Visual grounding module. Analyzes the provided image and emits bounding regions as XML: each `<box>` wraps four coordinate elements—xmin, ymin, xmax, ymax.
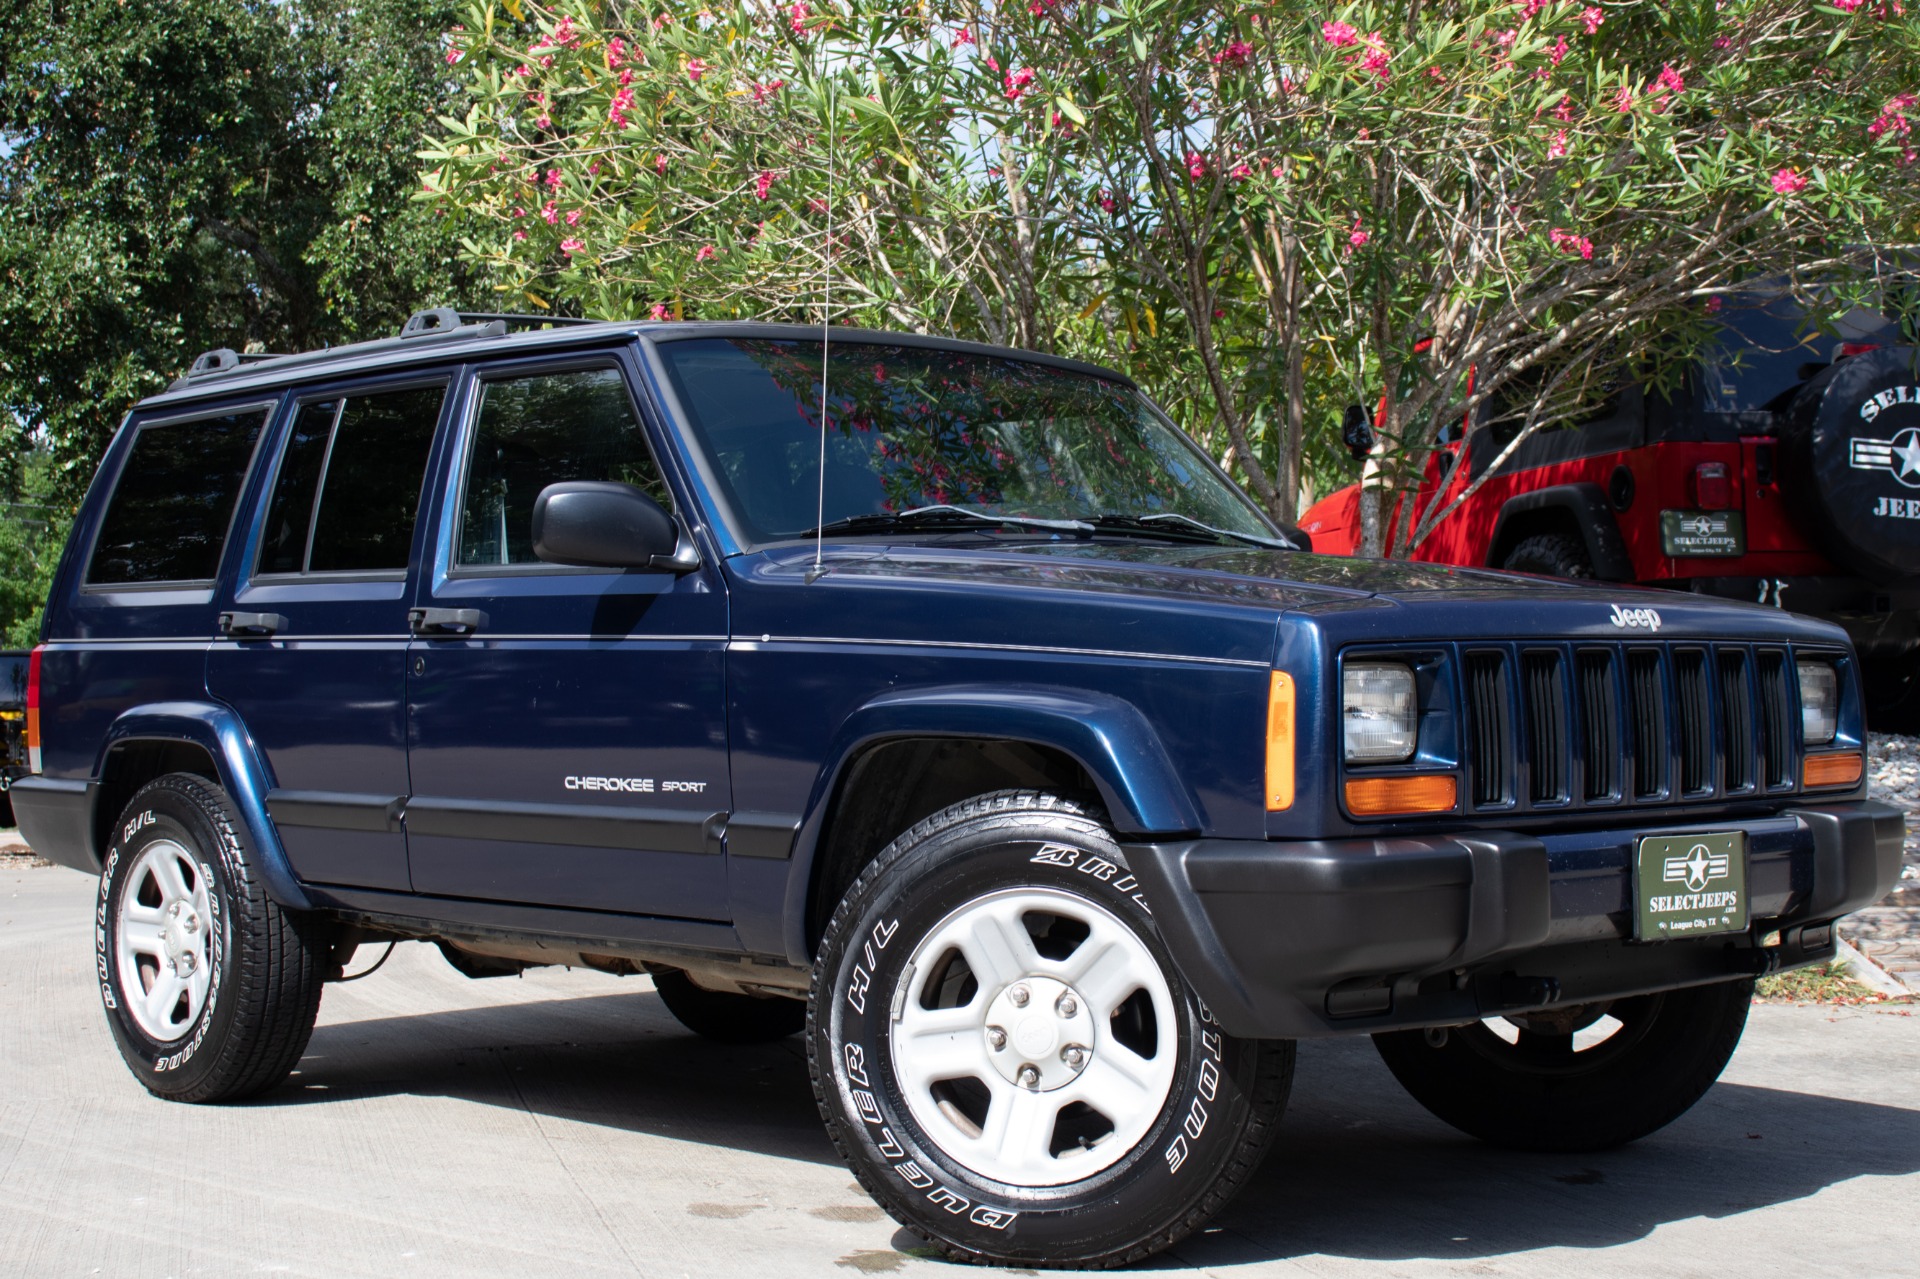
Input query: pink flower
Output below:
<box><xmin>650</xmin><ymin>303</ymin><xmax>671</xmax><ymax>321</ymax></box>
<box><xmin>541</xmin><ymin>200</ymin><xmax>559</xmax><ymax>225</ymax></box>
<box><xmin>655</xmin><ymin>153</ymin><xmax>669</xmax><ymax>175</ymax></box>
<box><xmin>1771</xmin><ymin>167</ymin><xmax>1808</xmax><ymax>194</ymax></box>
<box><xmin>1553</xmin><ymin>96</ymin><xmax>1575</xmax><ymax>121</ymax></box>
<box><xmin>1613</xmin><ymin>84</ymin><xmax>1635</xmax><ymax>113</ymax></box>
<box><xmin>1186</xmin><ymin>151</ymin><xmax>1209</xmax><ymax>179</ymax></box>
<box><xmin>1493</xmin><ymin>28</ymin><xmax>1519</xmax><ymax>51</ymax></box>
<box><xmin>534</xmin><ymin>115</ymin><xmax>551</xmax><ymax>129</ymax></box>
<box><xmin>1703</xmin><ymin>296</ymin><xmax>1724</xmax><ymax>314</ymax></box>
<box><xmin>1548</xmin><ymin>129</ymin><xmax>1569</xmax><ymax>159</ymax></box>
<box><xmin>589</xmin><ymin>162</ymin><xmax>601</xmax><ymax>175</ymax></box>
<box><xmin>565</xmin><ymin>208</ymin><xmax>583</xmax><ymax>226</ymax></box>
<box><xmin>619</xmin><ymin>69</ymin><xmax>635</xmax><ymax>86</ymax></box>
<box><xmin>1581</xmin><ymin>6</ymin><xmax>1604</xmax><ymax>34</ymax></box>
<box><xmin>513</xmin><ymin>64</ymin><xmax>533</xmax><ymax>78</ymax></box>
<box><xmin>1549</xmin><ymin>227</ymin><xmax>1594</xmax><ymax>259</ymax></box>
<box><xmin>1517</xmin><ymin>0</ymin><xmax>1547</xmax><ymax>18</ymax></box>
<box><xmin>696</xmin><ymin>244</ymin><xmax>717</xmax><ymax>261</ymax></box>
<box><xmin>1713</xmin><ymin>36</ymin><xmax>1732</xmax><ymax>50</ymax></box>
<box><xmin>1347</xmin><ymin>217</ymin><xmax>1369</xmax><ymax>251</ymax></box>
<box><xmin>545</xmin><ymin>169</ymin><xmax>563</xmax><ymax>191</ymax></box>
<box><xmin>552</xmin><ymin>16</ymin><xmax>578</xmax><ymax>46</ymax></box>
<box><xmin>560</xmin><ymin>237</ymin><xmax>585</xmax><ymax>256</ymax></box>
<box><xmin>1655</xmin><ymin>64</ymin><xmax>1686</xmax><ymax>96</ymax></box>
<box><xmin>445</xmin><ymin>47</ymin><xmax>463</xmax><ymax>65</ymax></box>
<box><xmin>1098</xmin><ymin>189</ymin><xmax>1117</xmax><ymax>213</ymax></box>
<box><xmin>1358</xmin><ymin>34</ymin><xmax>1391</xmax><ymax>81</ymax></box>
<box><xmin>1551</xmin><ymin>35</ymin><xmax>1569</xmax><ymax>66</ymax></box>
<box><xmin>1230</xmin><ymin>161</ymin><xmax>1253</xmax><ymax>181</ymax></box>
<box><xmin>512</xmin><ymin>229</ymin><xmax>527</xmax><ymax>242</ymax></box>
<box><xmin>789</xmin><ymin>2</ymin><xmax>810</xmax><ymax>34</ymax></box>
<box><xmin>952</xmin><ymin>28</ymin><xmax>974</xmax><ymax>49</ymax></box>
<box><xmin>1213</xmin><ymin>40</ymin><xmax>1253</xmax><ymax>69</ymax></box>
<box><xmin>606</xmin><ymin>38</ymin><xmax>627</xmax><ymax>68</ymax></box>
<box><xmin>754</xmin><ymin>169</ymin><xmax>778</xmax><ymax>200</ymax></box>
<box><xmin>1004</xmin><ymin>67</ymin><xmax>1035</xmax><ymax>101</ymax></box>
<box><xmin>687</xmin><ymin>59</ymin><xmax>708</xmax><ymax>83</ymax></box>
<box><xmin>1322</xmin><ymin>21</ymin><xmax>1359</xmax><ymax>47</ymax></box>
<box><xmin>1835</xmin><ymin>0</ymin><xmax>1863</xmax><ymax>9</ymax></box>
<box><xmin>752</xmin><ymin>79</ymin><xmax>787</xmax><ymax>104</ymax></box>
<box><xmin>511</xmin><ymin>206</ymin><xmax>526</xmax><ymax>218</ymax></box>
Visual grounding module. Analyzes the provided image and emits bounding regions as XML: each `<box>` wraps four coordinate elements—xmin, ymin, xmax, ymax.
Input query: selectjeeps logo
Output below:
<box><xmin>1850</xmin><ymin>424</ymin><xmax>1920</xmax><ymax>493</ymax></box>
<box><xmin>1663</xmin><ymin>842</ymin><xmax>1732</xmax><ymax>895</ymax></box>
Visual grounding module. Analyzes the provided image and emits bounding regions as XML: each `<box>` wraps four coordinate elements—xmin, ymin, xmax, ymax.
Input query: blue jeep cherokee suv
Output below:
<box><xmin>10</xmin><ymin>310</ymin><xmax>1905</xmax><ymax>1268</ymax></box>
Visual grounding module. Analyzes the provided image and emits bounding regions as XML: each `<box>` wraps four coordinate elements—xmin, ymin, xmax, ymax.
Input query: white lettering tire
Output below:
<box><xmin>809</xmin><ymin>791</ymin><xmax>1292</xmax><ymax>1269</ymax></box>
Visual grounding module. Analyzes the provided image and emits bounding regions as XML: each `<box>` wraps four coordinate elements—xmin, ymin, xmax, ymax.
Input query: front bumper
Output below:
<box><xmin>1123</xmin><ymin>801</ymin><xmax>1905</xmax><ymax>1040</ymax></box>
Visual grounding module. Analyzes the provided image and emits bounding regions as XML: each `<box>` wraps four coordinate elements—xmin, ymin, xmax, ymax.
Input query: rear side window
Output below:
<box><xmin>88</xmin><ymin>407</ymin><xmax>269</xmax><ymax>585</ymax></box>
<box><xmin>456</xmin><ymin>367</ymin><xmax>669</xmax><ymax>568</ymax></box>
<box><xmin>256</xmin><ymin>384</ymin><xmax>445</xmax><ymax>575</ymax></box>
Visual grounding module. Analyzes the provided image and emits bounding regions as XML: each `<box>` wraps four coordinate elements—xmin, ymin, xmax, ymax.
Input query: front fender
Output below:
<box><xmin>95</xmin><ymin>702</ymin><xmax>311</xmax><ymax>912</ymax></box>
<box><xmin>778</xmin><ymin>683</ymin><xmax>1202</xmax><ymax>963</ymax></box>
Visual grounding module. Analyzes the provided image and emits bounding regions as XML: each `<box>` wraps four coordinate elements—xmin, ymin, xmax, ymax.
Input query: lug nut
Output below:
<box><xmin>182</xmin><ymin>913</ymin><xmax>198</xmax><ymax>934</ymax></box>
<box><xmin>1009</xmin><ymin>984</ymin><xmax>1030</xmax><ymax>1008</ymax></box>
<box><xmin>177</xmin><ymin>952</ymin><xmax>197</xmax><ymax>975</ymax></box>
<box><xmin>1057</xmin><ymin>995</ymin><xmax>1078</xmax><ymax>1018</ymax></box>
<box><xmin>987</xmin><ymin>1026</ymin><xmax>1007</xmax><ymax>1051</ymax></box>
<box><xmin>1061</xmin><ymin>1045</ymin><xmax>1086</xmax><ymax>1069</ymax></box>
<box><xmin>1017</xmin><ymin>1064</ymin><xmax>1040</xmax><ymax>1088</ymax></box>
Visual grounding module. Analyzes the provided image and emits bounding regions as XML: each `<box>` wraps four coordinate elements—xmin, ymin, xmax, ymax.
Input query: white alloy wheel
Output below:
<box><xmin>888</xmin><ymin>886</ymin><xmax>1178</xmax><ymax>1186</ymax></box>
<box><xmin>114</xmin><ymin>839</ymin><xmax>214</xmax><ymax>1042</ymax></box>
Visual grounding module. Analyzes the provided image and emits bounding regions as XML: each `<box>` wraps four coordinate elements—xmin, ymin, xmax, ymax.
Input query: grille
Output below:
<box><xmin>1453</xmin><ymin>641</ymin><xmax>1805</xmax><ymax>814</ymax></box>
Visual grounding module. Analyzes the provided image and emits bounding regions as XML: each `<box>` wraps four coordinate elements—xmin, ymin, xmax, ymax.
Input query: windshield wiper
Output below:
<box><xmin>802</xmin><ymin>504</ymin><xmax>1095</xmax><ymax>539</ymax></box>
<box><xmin>1091</xmin><ymin>512</ymin><xmax>1297</xmax><ymax>551</ymax></box>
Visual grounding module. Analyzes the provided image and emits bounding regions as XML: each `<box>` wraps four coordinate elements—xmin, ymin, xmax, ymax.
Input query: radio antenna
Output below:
<box><xmin>810</xmin><ymin>75</ymin><xmax>835</xmax><ymax>581</ymax></box>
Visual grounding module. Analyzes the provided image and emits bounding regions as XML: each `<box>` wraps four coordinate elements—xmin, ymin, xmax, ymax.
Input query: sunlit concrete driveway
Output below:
<box><xmin>2</xmin><ymin>860</ymin><xmax>1916</xmax><ymax>1278</ymax></box>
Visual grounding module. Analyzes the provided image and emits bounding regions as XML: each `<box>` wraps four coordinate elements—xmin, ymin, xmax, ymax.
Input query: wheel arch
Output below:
<box><xmin>782</xmin><ymin>685</ymin><xmax>1204</xmax><ymax>962</ymax></box>
<box><xmin>90</xmin><ymin>703</ymin><xmax>312</xmax><ymax>911</ymax></box>
<box><xmin>1488</xmin><ymin>483</ymin><xmax>1634</xmax><ymax>580</ymax></box>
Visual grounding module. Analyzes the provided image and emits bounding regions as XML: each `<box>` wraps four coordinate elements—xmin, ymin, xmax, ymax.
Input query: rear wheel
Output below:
<box><xmin>1372</xmin><ymin>978</ymin><xmax>1753</xmax><ymax>1152</ymax></box>
<box><xmin>1499</xmin><ymin>532</ymin><xmax>1594</xmax><ymax>579</ymax></box>
<box><xmin>652</xmin><ymin>969</ymin><xmax>806</xmax><ymax>1043</ymax></box>
<box><xmin>96</xmin><ymin>773</ymin><xmax>332</xmax><ymax>1102</ymax></box>
<box><xmin>810</xmin><ymin>790</ymin><xmax>1292</xmax><ymax>1269</ymax></box>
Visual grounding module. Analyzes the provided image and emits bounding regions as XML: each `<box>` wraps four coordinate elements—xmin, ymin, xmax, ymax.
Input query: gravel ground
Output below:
<box><xmin>1843</xmin><ymin>733</ymin><xmax>1920</xmax><ymax>990</ymax></box>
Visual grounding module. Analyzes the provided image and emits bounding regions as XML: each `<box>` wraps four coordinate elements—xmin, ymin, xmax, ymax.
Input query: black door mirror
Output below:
<box><xmin>531</xmin><ymin>481</ymin><xmax>689</xmax><ymax>570</ymax></box>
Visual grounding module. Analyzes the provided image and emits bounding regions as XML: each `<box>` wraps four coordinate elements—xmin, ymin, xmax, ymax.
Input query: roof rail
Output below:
<box><xmin>399</xmin><ymin>308</ymin><xmax>595</xmax><ymax>340</ymax></box>
<box><xmin>185</xmin><ymin>348</ymin><xmax>281</xmax><ymax>379</ymax></box>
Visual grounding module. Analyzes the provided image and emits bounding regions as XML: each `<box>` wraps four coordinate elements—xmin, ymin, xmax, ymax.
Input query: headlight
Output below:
<box><xmin>1344</xmin><ymin>662</ymin><xmax>1418</xmax><ymax>763</ymax></box>
<box><xmin>1797</xmin><ymin>660</ymin><xmax>1838</xmax><ymax>745</ymax></box>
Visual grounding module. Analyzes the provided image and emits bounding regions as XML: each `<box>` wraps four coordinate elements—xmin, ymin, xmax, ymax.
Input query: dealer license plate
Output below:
<box><xmin>1634</xmin><ymin>831</ymin><xmax>1749</xmax><ymax>940</ymax></box>
<box><xmin>1660</xmin><ymin>509</ymin><xmax>1745</xmax><ymax>557</ymax></box>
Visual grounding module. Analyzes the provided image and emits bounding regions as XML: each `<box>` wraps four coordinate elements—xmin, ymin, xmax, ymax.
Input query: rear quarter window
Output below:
<box><xmin>87</xmin><ymin>407</ymin><xmax>270</xmax><ymax>585</ymax></box>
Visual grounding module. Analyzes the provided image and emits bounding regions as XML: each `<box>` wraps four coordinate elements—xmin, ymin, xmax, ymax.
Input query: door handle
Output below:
<box><xmin>219</xmin><ymin>611</ymin><xmax>287</xmax><ymax>638</ymax></box>
<box><xmin>408</xmin><ymin>607</ymin><xmax>487</xmax><ymax>637</ymax></box>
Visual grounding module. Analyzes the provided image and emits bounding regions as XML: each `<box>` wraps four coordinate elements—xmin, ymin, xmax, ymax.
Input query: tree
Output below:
<box><xmin>0</xmin><ymin>0</ymin><xmax>485</xmax><ymax>509</ymax></box>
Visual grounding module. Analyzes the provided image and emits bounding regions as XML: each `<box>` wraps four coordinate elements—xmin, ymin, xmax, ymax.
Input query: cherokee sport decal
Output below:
<box><xmin>564</xmin><ymin>776</ymin><xmax>710</xmax><ymax>794</ymax></box>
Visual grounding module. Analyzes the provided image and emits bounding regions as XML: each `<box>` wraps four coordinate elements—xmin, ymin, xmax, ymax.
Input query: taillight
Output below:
<box><xmin>1692</xmin><ymin>462</ymin><xmax>1732</xmax><ymax>510</ymax></box>
<box><xmin>25</xmin><ymin>646</ymin><xmax>42</xmax><ymax>774</ymax></box>
<box><xmin>1838</xmin><ymin>341</ymin><xmax>1880</xmax><ymax>360</ymax></box>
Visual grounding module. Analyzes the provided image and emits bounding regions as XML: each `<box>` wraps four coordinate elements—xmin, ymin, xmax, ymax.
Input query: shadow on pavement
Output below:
<box><xmin>283</xmin><ymin>995</ymin><xmax>1920</xmax><ymax>1268</ymax></box>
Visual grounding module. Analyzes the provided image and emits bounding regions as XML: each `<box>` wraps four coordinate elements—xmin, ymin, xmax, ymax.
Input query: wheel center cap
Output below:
<box><xmin>982</xmin><ymin>975</ymin><xmax>1093</xmax><ymax>1092</ymax></box>
<box><xmin>161</xmin><ymin>900</ymin><xmax>201</xmax><ymax>967</ymax></box>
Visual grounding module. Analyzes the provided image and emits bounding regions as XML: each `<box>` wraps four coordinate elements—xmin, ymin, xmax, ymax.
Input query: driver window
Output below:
<box><xmin>456</xmin><ymin>367</ymin><xmax>670</xmax><ymax>568</ymax></box>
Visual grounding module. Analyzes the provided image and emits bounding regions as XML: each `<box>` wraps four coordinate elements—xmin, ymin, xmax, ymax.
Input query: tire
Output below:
<box><xmin>652</xmin><ymin>969</ymin><xmax>806</xmax><ymax>1043</ymax></box>
<box><xmin>1778</xmin><ymin>347</ymin><xmax>1920</xmax><ymax>585</ymax></box>
<box><xmin>809</xmin><ymin>790</ymin><xmax>1293</xmax><ymax>1269</ymax></box>
<box><xmin>1499</xmin><ymin>532</ymin><xmax>1594</xmax><ymax>579</ymax></box>
<box><xmin>1372</xmin><ymin>978</ymin><xmax>1754</xmax><ymax>1153</ymax></box>
<box><xmin>96</xmin><ymin>773</ymin><xmax>331</xmax><ymax>1102</ymax></box>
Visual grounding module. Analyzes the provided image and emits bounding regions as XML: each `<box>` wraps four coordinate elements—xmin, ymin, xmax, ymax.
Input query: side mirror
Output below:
<box><xmin>1340</xmin><ymin>403</ymin><xmax>1377</xmax><ymax>461</ymax></box>
<box><xmin>531</xmin><ymin>481</ymin><xmax>693</xmax><ymax>571</ymax></box>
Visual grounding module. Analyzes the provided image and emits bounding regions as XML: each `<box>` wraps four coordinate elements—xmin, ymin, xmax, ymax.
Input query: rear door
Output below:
<box><xmin>402</xmin><ymin>352</ymin><xmax>731</xmax><ymax>920</ymax></box>
<box><xmin>208</xmin><ymin>376</ymin><xmax>451</xmax><ymax>891</ymax></box>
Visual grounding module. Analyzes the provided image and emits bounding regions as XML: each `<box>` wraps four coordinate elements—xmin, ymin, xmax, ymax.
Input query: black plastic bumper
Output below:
<box><xmin>8</xmin><ymin>776</ymin><xmax>96</xmax><ymax>873</ymax></box>
<box><xmin>1123</xmin><ymin>801</ymin><xmax>1906</xmax><ymax>1040</ymax></box>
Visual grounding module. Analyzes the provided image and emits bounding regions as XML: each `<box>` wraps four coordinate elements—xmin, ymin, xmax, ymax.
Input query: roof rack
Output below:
<box><xmin>175</xmin><ymin>307</ymin><xmax>603</xmax><ymax>389</ymax></box>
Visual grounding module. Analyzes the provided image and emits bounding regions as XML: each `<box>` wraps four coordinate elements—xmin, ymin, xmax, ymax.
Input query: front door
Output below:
<box><xmin>404</xmin><ymin>355</ymin><xmax>731</xmax><ymax>920</ymax></box>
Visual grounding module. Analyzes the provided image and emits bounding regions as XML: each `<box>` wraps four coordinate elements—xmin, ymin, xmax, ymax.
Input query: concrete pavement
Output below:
<box><xmin>2</xmin><ymin>859</ymin><xmax>1917</xmax><ymax>1278</ymax></box>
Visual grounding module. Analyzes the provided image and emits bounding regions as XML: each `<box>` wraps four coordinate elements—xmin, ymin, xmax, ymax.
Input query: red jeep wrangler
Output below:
<box><xmin>1301</xmin><ymin>294</ymin><xmax>1920</xmax><ymax>731</ymax></box>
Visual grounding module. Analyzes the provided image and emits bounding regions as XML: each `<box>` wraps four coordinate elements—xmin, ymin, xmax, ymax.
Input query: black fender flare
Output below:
<box><xmin>1488</xmin><ymin>483</ymin><xmax>1634</xmax><ymax>580</ymax></box>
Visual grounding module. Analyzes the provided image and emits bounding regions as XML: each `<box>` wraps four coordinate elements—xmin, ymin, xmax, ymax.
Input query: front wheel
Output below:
<box><xmin>810</xmin><ymin>791</ymin><xmax>1292</xmax><ymax>1269</ymax></box>
<box><xmin>1372</xmin><ymin>978</ymin><xmax>1754</xmax><ymax>1152</ymax></box>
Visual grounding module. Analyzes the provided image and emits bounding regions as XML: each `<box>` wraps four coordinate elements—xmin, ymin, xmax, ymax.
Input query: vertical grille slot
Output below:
<box><xmin>1627</xmin><ymin>649</ymin><xmax>1668</xmax><ymax>799</ymax></box>
<box><xmin>1577</xmin><ymin>650</ymin><xmax>1620</xmax><ymax>801</ymax></box>
<box><xmin>1757</xmin><ymin>649</ymin><xmax>1795</xmax><ymax>788</ymax></box>
<box><xmin>1465</xmin><ymin>651</ymin><xmax>1513</xmax><ymax>807</ymax></box>
<box><xmin>1522</xmin><ymin>650</ymin><xmax>1568</xmax><ymax>803</ymax></box>
<box><xmin>1719</xmin><ymin>650</ymin><xmax>1754</xmax><ymax>792</ymax></box>
<box><xmin>1675</xmin><ymin>649</ymin><xmax>1714</xmax><ymax>795</ymax></box>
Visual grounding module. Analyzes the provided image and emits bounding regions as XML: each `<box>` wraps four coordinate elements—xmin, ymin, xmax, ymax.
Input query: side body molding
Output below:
<box><xmin>778</xmin><ymin>683</ymin><xmax>1202</xmax><ymax>964</ymax></box>
<box><xmin>95</xmin><ymin>702</ymin><xmax>312</xmax><ymax>912</ymax></box>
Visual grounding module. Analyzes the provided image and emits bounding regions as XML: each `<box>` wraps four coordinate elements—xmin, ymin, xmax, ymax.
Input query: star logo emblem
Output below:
<box><xmin>1852</xmin><ymin>425</ymin><xmax>1920</xmax><ymax>489</ymax></box>
<box><xmin>1664</xmin><ymin>843</ymin><xmax>1731</xmax><ymax>893</ymax></box>
<box><xmin>1896</xmin><ymin>427</ymin><xmax>1920</xmax><ymax>482</ymax></box>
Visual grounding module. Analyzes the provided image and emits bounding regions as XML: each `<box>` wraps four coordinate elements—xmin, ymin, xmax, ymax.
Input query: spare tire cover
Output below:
<box><xmin>1779</xmin><ymin>346</ymin><xmax>1920</xmax><ymax>583</ymax></box>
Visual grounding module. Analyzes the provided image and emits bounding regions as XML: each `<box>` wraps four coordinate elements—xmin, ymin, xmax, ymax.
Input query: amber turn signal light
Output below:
<box><xmin>1802</xmin><ymin>752</ymin><xmax>1863</xmax><ymax>788</ymax></box>
<box><xmin>1345</xmin><ymin>773</ymin><xmax>1457</xmax><ymax>816</ymax></box>
<box><xmin>1265</xmin><ymin>671</ymin><xmax>1296</xmax><ymax>811</ymax></box>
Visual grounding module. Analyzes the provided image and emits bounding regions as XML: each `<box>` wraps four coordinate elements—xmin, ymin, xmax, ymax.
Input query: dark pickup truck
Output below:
<box><xmin>8</xmin><ymin>310</ymin><xmax>1905</xmax><ymax>1268</ymax></box>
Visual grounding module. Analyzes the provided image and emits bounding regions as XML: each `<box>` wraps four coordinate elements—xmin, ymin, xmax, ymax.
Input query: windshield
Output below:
<box><xmin>655</xmin><ymin>337</ymin><xmax>1276</xmax><ymax>546</ymax></box>
<box><xmin>1697</xmin><ymin>291</ymin><xmax>1905</xmax><ymax>413</ymax></box>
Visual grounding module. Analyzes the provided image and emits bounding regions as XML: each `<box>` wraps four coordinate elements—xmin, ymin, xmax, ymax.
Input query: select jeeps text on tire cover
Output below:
<box><xmin>10</xmin><ymin>309</ymin><xmax>1905</xmax><ymax>1269</ymax></box>
<box><xmin>1299</xmin><ymin>290</ymin><xmax>1920</xmax><ymax>732</ymax></box>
